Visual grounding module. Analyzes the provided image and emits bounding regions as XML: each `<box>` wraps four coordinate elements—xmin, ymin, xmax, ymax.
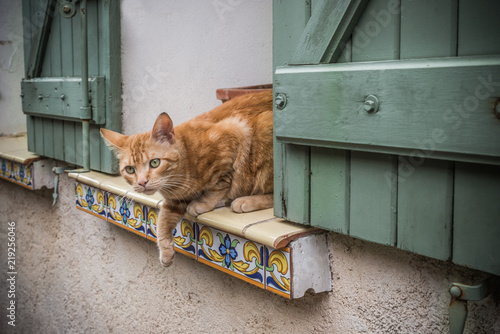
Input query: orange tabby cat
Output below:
<box><xmin>100</xmin><ymin>91</ymin><xmax>273</xmax><ymax>266</ymax></box>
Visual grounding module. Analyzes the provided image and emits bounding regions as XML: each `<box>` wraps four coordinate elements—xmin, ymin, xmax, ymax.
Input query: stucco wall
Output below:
<box><xmin>1</xmin><ymin>178</ymin><xmax>499</xmax><ymax>334</ymax></box>
<box><xmin>1</xmin><ymin>1</ymin><xmax>500</xmax><ymax>333</ymax></box>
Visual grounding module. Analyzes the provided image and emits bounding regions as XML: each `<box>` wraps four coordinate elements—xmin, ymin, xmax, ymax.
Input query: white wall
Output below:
<box><xmin>120</xmin><ymin>0</ymin><xmax>272</xmax><ymax>134</ymax></box>
<box><xmin>0</xmin><ymin>1</ymin><xmax>273</xmax><ymax>135</ymax></box>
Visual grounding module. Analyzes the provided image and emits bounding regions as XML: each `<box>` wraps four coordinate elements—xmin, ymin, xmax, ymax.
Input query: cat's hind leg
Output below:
<box><xmin>231</xmin><ymin>194</ymin><xmax>273</xmax><ymax>213</ymax></box>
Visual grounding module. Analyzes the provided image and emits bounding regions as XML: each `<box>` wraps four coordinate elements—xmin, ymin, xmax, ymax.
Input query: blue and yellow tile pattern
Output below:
<box><xmin>198</xmin><ymin>223</ymin><xmax>266</xmax><ymax>289</ymax></box>
<box><xmin>73</xmin><ymin>179</ymin><xmax>294</xmax><ymax>298</ymax></box>
<box><xmin>0</xmin><ymin>158</ymin><xmax>34</xmax><ymax>189</ymax></box>
<box><xmin>107</xmin><ymin>193</ymin><xmax>147</xmax><ymax>237</ymax></box>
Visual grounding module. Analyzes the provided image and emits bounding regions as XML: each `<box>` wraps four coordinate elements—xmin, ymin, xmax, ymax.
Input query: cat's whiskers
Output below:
<box><xmin>158</xmin><ymin>182</ymin><xmax>195</xmax><ymax>204</ymax></box>
<box><xmin>114</xmin><ymin>188</ymin><xmax>128</xmax><ymax>200</ymax></box>
<box><xmin>159</xmin><ymin>179</ymin><xmax>200</xmax><ymax>202</ymax></box>
<box><xmin>165</xmin><ymin>179</ymin><xmax>199</xmax><ymax>196</ymax></box>
<box><xmin>160</xmin><ymin>174</ymin><xmax>197</xmax><ymax>191</ymax></box>
<box><xmin>160</xmin><ymin>187</ymin><xmax>183</xmax><ymax>203</ymax></box>
<box><xmin>160</xmin><ymin>183</ymin><xmax>193</xmax><ymax>199</ymax></box>
<box><xmin>112</xmin><ymin>190</ymin><xmax>135</xmax><ymax>210</ymax></box>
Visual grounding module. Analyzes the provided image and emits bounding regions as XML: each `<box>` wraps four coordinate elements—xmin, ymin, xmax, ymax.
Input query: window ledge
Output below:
<box><xmin>0</xmin><ymin>134</ymin><xmax>55</xmax><ymax>190</ymax></box>
<box><xmin>68</xmin><ymin>170</ymin><xmax>332</xmax><ymax>299</ymax></box>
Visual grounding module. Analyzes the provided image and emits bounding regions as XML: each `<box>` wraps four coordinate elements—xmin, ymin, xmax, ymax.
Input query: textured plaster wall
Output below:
<box><xmin>1</xmin><ymin>1</ymin><xmax>500</xmax><ymax>333</ymax></box>
<box><xmin>1</xmin><ymin>178</ymin><xmax>499</xmax><ymax>334</ymax></box>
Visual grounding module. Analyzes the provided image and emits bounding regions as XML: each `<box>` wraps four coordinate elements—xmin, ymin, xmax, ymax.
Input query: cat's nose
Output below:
<box><xmin>138</xmin><ymin>179</ymin><xmax>148</xmax><ymax>188</ymax></box>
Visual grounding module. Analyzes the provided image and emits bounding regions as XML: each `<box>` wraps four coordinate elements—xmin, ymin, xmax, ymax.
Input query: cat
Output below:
<box><xmin>100</xmin><ymin>91</ymin><xmax>274</xmax><ymax>266</ymax></box>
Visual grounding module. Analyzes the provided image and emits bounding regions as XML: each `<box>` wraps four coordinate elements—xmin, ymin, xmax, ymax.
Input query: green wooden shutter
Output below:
<box><xmin>20</xmin><ymin>0</ymin><xmax>121</xmax><ymax>174</ymax></box>
<box><xmin>273</xmin><ymin>0</ymin><xmax>500</xmax><ymax>276</ymax></box>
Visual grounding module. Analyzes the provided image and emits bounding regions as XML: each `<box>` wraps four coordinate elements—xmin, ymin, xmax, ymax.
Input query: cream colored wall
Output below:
<box><xmin>1</xmin><ymin>1</ymin><xmax>500</xmax><ymax>333</ymax></box>
<box><xmin>1</xmin><ymin>177</ymin><xmax>499</xmax><ymax>333</ymax></box>
<box><xmin>120</xmin><ymin>0</ymin><xmax>273</xmax><ymax>134</ymax></box>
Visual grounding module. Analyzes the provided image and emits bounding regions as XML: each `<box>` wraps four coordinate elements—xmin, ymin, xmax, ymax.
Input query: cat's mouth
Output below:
<box><xmin>142</xmin><ymin>189</ymin><xmax>157</xmax><ymax>195</ymax></box>
<box><xmin>135</xmin><ymin>187</ymin><xmax>157</xmax><ymax>196</ymax></box>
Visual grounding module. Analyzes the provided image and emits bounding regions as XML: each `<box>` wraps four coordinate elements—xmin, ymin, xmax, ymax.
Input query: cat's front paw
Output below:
<box><xmin>186</xmin><ymin>200</ymin><xmax>213</xmax><ymax>217</ymax></box>
<box><xmin>231</xmin><ymin>196</ymin><xmax>260</xmax><ymax>213</ymax></box>
<box><xmin>158</xmin><ymin>241</ymin><xmax>175</xmax><ymax>267</ymax></box>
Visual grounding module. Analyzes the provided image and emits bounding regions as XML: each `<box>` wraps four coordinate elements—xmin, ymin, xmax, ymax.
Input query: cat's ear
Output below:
<box><xmin>100</xmin><ymin>128</ymin><xmax>128</xmax><ymax>156</ymax></box>
<box><xmin>151</xmin><ymin>112</ymin><xmax>175</xmax><ymax>144</ymax></box>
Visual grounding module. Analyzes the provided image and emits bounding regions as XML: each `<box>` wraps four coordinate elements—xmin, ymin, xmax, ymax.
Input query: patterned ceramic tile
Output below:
<box><xmin>70</xmin><ymin>180</ymin><xmax>308</xmax><ymax>299</ymax></box>
<box><xmin>75</xmin><ymin>182</ymin><xmax>107</xmax><ymax>220</ymax></box>
<box><xmin>198</xmin><ymin>223</ymin><xmax>265</xmax><ymax>289</ymax></box>
<box><xmin>107</xmin><ymin>193</ymin><xmax>146</xmax><ymax>237</ymax></box>
<box><xmin>173</xmin><ymin>219</ymin><xmax>197</xmax><ymax>259</ymax></box>
<box><xmin>0</xmin><ymin>159</ymin><xmax>34</xmax><ymax>189</ymax></box>
<box><xmin>145</xmin><ymin>206</ymin><xmax>159</xmax><ymax>242</ymax></box>
<box><xmin>13</xmin><ymin>162</ymin><xmax>33</xmax><ymax>189</ymax></box>
<box><xmin>265</xmin><ymin>246</ymin><xmax>292</xmax><ymax>299</ymax></box>
<box><xmin>0</xmin><ymin>159</ymin><xmax>11</xmax><ymax>185</ymax></box>
<box><xmin>0</xmin><ymin>158</ymin><xmax>10</xmax><ymax>178</ymax></box>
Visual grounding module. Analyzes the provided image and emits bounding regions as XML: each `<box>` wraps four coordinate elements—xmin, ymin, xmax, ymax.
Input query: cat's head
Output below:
<box><xmin>100</xmin><ymin>113</ymin><xmax>180</xmax><ymax>195</ymax></box>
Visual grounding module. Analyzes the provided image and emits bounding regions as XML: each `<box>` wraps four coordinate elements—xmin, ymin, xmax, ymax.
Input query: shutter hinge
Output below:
<box><xmin>448</xmin><ymin>277</ymin><xmax>496</xmax><ymax>334</ymax></box>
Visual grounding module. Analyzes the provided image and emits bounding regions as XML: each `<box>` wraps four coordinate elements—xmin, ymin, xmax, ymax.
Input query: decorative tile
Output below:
<box><xmin>173</xmin><ymin>219</ymin><xmax>197</xmax><ymax>259</ymax></box>
<box><xmin>13</xmin><ymin>162</ymin><xmax>34</xmax><ymax>189</ymax></box>
<box><xmin>265</xmin><ymin>246</ymin><xmax>292</xmax><ymax>299</ymax></box>
<box><xmin>75</xmin><ymin>182</ymin><xmax>107</xmax><ymax>220</ymax></box>
<box><xmin>145</xmin><ymin>206</ymin><xmax>159</xmax><ymax>242</ymax></box>
<box><xmin>146</xmin><ymin>210</ymin><xmax>198</xmax><ymax>259</ymax></box>
<box><xmin>198</xmin><ymin>224</ymin><xmax>265</xmax><ymax>289</ymax></box>
<box><xmin>107</xmin><ymin>193</ymin><xmax>146</xmax><ymax>237</ymax></box>
<box><xmin>0</xmin><ymin>158</ymin><xmax>11</xmax><ymax>179</ymax></box>
<box><xmin>69</xmin><ymin>176</ymin><xmax>332</xmax><ymax>299</ymax></box>
<box><xmin>0</xmin><ymin>159</ymin><xmax>34</xmax><ymax>190</ymax></box>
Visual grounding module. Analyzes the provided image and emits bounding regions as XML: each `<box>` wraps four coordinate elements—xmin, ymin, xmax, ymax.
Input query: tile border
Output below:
<box><xmin>197</xmin><ymin>223</ymin><xmax>267</xmax><ymax>290</ymax></box>
<box><xmin>0</xmin><ymin>158</ymin><xmax>34</xmax><ymax>190</ymax></box>
<box><xmin>265</xmin><ymin>246</ymin><xmax>292</xmax><ymax>298</ymax></box>
<box><xmin>73</xmin><ymin>179</ymin><xmax>295</xmax><ymax>299</ymax></box>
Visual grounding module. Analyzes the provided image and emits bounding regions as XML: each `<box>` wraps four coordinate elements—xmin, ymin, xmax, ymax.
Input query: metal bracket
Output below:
<box><xmin>52</xmin><ymin>167</ymin><xmax>71</xmax><ymax>206</ymax></box>
<box><xmin>449</xmin><ymin>278</ymin><xmax>491</xmax><ymax>334</ymax></box>
<box><xmin>52</xmin><ymin>166</ymin><xmax>89</xmax><ymax>206</ymax></box>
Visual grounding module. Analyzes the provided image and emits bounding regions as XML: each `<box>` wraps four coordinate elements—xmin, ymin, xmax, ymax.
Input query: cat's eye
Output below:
<box><xmin>150</xmin><ymin>159</ymin><xmax>160</xmax><ymax>168</ymax></box>
<box><xmin>125</xmin><ymin>166</ymin><xmax>135</xmax><ymax>174</ymax></box>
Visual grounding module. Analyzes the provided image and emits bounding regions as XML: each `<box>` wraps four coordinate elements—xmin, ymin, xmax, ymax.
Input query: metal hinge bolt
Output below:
<box><xmin>364</xmin><ymin>94</ymin><xmax>379</xmax><ymax>114</ymax></box>
<box><xmin>275</xmin><ymin>93</ymin><xmax>287</xmax><ymax>110</ymax></box>
<box><xmin>60</xmin><ymin>1</ymin><xmax>77</xmax><ymax>18</ymax></box>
